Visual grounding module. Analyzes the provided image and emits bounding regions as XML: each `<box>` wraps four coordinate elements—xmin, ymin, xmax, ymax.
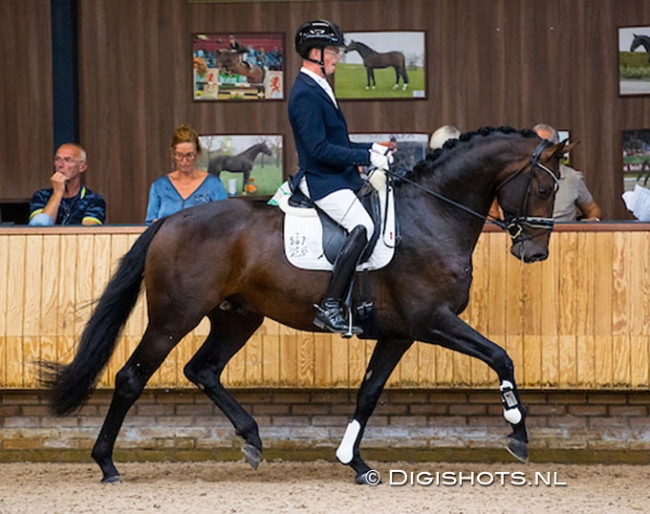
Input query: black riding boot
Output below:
<box><xmin>314</xmin><ymin>225</ymin><xmax>368</xmax><ymax>335</ymax></box>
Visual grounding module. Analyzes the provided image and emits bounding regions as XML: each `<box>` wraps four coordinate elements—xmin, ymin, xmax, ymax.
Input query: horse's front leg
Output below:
<box><xmin>242</xmin><ymin>169</ymin><xmax>250</xmax><ymax>192</ymax></box>
<box><xmin>417</xmin><ymin>307</ymin><xmax>529</xmax><ymax>462</ymax></box>
<box><xmin>365</xmin><ymin>68</ymin><xmax>371</xmax><ymax>90</ymax></box>
<box><xmin>337</xmin><ymin>338</ymin><xmax>413</xmax><ymax>484</ymax></box>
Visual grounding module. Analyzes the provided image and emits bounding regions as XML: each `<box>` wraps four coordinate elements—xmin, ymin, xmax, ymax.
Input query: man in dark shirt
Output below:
<box><xmin>28</xmin><ymin>143</ymin><xmax>106</xmax><ymax>225</ymax></box>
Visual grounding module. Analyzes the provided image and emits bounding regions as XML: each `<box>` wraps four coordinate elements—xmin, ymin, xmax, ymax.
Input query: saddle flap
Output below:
<box><xmin>279</xmin><ymin>185</ymin><xmax>397</xmax><ymax>271</ymax></box>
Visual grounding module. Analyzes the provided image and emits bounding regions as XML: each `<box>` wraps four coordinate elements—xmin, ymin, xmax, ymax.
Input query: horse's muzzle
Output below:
<box><xmin>509</xmin><ymin>240</ymin><xmax>549</xmax><ymax>263</ymax></box>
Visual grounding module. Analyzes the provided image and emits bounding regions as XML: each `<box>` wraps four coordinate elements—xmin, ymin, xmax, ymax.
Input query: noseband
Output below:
<box><xmin>496</xmin><ymin>140</ymin><xmax>560</xmax><ymax>243</ymax></box>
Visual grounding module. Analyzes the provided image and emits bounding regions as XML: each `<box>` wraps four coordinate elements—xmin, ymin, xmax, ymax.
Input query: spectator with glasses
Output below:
<box><xmin>145</xmin><ymin>123</ymin><xmax>227</xmax><ymax>224</ymax></box>
<box><xmin>28</xmin><ymin>143</ymin><xmax>106</xmax><ymax>226</ymax></box>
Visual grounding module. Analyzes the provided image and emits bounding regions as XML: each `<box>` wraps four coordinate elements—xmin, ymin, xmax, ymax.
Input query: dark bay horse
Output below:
<box><xmin>40</xmin><ymin>127</ymin><xmax>570</xmax><ymax>485</ymax></box>
<box><xmin>345</xmin><ymin>40</ymin><xmax>409</xmax><ymax>90</ymax></box>
<box><xmin>215</xmin><ymin>49</ymin><xmax>265</xmax><ymax>84</ymax></box>
<box><xmin>207</xmin><ymin>142</ymin><xmax>272</xmax><ymax>191</ymax></box>
<box><xmin>631</xmin><ymin>34</ymin><xmax>650</xmax><ymax>64</ymax></box>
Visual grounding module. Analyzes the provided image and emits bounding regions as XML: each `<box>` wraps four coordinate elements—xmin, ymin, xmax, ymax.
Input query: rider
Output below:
<box><xmin>288</xmin><ymin>19</ymin><xmax>393</xmax><ymax>335</ymax></box>
<box><xmin>229</xmin><ymin>35</ymin><xmax>251</xmax><ymax>68</ymax></box>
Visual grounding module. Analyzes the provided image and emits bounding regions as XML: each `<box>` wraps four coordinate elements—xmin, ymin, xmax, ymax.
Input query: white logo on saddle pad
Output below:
<box><xmin>278</xmin><ymin>187</ymin><xmax>397</xmax><ymax>271</ymax></box>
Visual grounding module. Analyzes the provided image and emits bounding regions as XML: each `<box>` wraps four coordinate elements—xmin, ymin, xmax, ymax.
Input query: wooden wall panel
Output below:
<box><xmin>66</xmin><ymin>0</ymin><xmax>650</xmax><ymax>223</ymax></box>
<box><xmin>0</xmin><ymin>0</ymin><xmax>53</xmax><ymax>203</ymax></box>
<box><xmin>3</xmin><ymin>1</ymin><xmax>650</xmax><ymax>221</ymax></box>
<box><xmin>2</xmin><ymin>225</ymin><xmax>650</xmax><ymax>391</ymax></box>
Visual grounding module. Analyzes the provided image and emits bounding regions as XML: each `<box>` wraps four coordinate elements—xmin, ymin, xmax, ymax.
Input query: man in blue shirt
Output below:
<box><xmin>29</xmin><ymin>143</ymin><xmax>106</xmax><ymax>225</ymax></box>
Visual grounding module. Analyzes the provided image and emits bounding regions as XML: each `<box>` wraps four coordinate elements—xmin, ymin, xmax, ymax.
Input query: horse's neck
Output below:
<box><xmin>642</xmin><ymin>37</ymin><xmax>650</xmax><ymax>51</ymax></box>
<box><xmin>247</xmin><ymin>145</ymin><xmax>262</xmax><ymax>158</ymax></box>
<box><xmin>428</xmin><ymin>154</ymin><xmax>500</xmax><ymax>215</ymax></box>
<box><xmin>634</xmin><ymin>36</ymin><xmax>650</xmax><ymax>51</ymax></box>
<box><xmin>355</xmin><ymin>44</ymin><xmax>371</xmax><ymax>57</ymax></box>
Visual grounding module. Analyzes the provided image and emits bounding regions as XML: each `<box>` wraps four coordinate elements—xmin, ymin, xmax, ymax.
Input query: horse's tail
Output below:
<box><xmin>39</xmin><ymin>218</ymin><xmax>168</xmax><ymax>416</ymax></box>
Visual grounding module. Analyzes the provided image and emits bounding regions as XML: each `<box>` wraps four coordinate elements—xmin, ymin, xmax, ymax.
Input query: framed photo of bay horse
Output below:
<box><xmin>349</xmin><ymin>133</ymin><xmax>430</xmax><ymax>172</ymax></box>
<box><xmin>335</xmin><ymin>31</ymin><xmax>426</xmax><ymax>100</ymax></box>
<box><xmin>192</xmin><ymin>32</ymin><xmax>285</xmax><ymax>101</ymax></box>
<box><xmin>197</xmin><ymin>134</ymin><xmax>284</xmax><ymax>198</ymax></box>
<box><xmin>618</xmin><ymin>26</ymin><xmax>650</xmax><ymax>96</ymax></box>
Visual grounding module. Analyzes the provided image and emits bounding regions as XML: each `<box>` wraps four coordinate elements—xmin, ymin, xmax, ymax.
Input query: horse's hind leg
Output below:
<box><xmin>392</xmin><ymin>66</ymin><xmax>400</xmax><ymax>89</ymax></box>
<box><xmin>336</xmin><ymin>338</ymin><xmax>413</xmax><ymax>484</ymax></box>
<box><xmin>184</xmin><ymin>307</ymin><xmax>264</xmax><ymax>469</ymax></box>
<box><xmin>91</xmin><ymin>323</ymin><xmax>191</xmax><ymax>482</ymax></box>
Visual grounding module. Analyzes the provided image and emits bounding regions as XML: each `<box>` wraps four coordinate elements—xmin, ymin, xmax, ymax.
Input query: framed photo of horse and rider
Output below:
<box><xmin>192</xmin><ymin>30</ymin><xmax>426</xmax><ymax>101</ymax></box>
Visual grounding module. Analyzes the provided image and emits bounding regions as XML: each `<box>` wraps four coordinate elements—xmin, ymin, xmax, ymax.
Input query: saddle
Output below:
<box><xmin>275</xmin><ymin>182</ymin><xmax>397</xmax><ymax>272</ymax></box>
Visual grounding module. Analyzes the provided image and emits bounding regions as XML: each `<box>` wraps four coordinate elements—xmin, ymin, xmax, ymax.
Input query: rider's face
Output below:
<box><xmin>323</xmin><ymin>46</ymin><xmax>342</xmax><ymax>75</ymax></box>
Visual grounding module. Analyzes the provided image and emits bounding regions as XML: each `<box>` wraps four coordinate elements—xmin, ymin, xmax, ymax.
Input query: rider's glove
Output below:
<box><xmin>368</xmin><ymin>143</ymin><xmax>393</xmax><ymax>171</ymax></box>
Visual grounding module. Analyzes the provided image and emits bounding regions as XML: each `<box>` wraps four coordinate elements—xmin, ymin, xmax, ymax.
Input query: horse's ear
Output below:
<box><xmin>543</xmin><ymin>140</ymin><xmax>577</xmax><ymax>160</ymax></box>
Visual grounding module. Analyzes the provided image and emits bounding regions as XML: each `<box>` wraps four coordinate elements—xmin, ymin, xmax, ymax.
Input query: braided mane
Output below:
<box><xmin>392</xmin><ymin>126</ymin><xmax>538</xmax><ymax>185</ymax></box>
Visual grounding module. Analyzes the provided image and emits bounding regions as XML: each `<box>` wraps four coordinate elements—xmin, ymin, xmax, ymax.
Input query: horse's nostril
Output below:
<box><xmin>526</xmin><ymin>252</ymin><xmax>548</xmax><ymax>263</ymax></box>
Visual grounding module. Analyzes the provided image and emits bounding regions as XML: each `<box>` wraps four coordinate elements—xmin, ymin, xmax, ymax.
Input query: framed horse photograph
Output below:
<box><xmin>334</xmin><ymin>31</ymin><xmax>426</xmax><ymax>100</ymax></box>
<box><xmin>622</xmin><ymin>129</ymin><xmax>650</xmax><ymax>192</ymax></box>
<box><xmin>197</xmin><ymin>134</ymin><xmax>284</xmax><ymax>198</ymax></box>
<box><xmin>349</xmin><ymin>132</ymin><xmax>430</xmax><ymax>172</ymax></box>
<box><xmin>618</xmin><ymin>26</ymin><xmax>650</xmax><ymax>96</ymax></box>
<box><xmin>193</xmin><ymin>32</ymin><xmax>284</xmax><ymax>101</ymax></box>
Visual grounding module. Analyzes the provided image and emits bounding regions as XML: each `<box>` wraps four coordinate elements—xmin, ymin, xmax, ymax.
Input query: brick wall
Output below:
<box><xmin>1</xmin><ymin>389</ymin><xmax>649</xmax><ymax>464</ymax></box>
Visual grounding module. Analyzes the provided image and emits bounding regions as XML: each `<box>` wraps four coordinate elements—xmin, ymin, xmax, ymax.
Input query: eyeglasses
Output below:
<box><xmin>324</xmin><ymin>48</ymin><xmax>343</xmax><ymax>58</ymax></box>
<box><xmin>54</xmin><ymin>156</ymin><xmax>81</xmax><ymax>164</ymax></box>
<box><xmin>173</xmin><ymin>151</ymin><xmax>197</xmax><ymax>161</ymax></box>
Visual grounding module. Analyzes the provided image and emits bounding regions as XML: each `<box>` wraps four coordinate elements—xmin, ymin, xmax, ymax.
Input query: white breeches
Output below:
<box><xmin>299</xmin><ymin>178</ymin><xmax>374</xmax><ymax>237</ymax></box>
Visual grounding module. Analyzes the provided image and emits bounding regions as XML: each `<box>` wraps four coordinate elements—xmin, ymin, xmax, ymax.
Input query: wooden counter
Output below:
<box><xmin>1</xmin><ymin>223</ymin><xmax>649</xmax><ymax>390</ymax></box>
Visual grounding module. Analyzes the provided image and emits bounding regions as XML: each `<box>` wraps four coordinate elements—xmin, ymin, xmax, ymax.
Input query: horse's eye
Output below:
<box><xmin>537</xmin><ymin>187</ymin><xmax>551</xmax><ymax>198</ymax></box>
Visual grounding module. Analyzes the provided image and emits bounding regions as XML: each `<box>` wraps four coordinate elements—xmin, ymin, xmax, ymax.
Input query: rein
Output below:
<box><xmin>385</xmin><ymin>140</ymin><xmax>558</xmax><ymax>241</ymax></box>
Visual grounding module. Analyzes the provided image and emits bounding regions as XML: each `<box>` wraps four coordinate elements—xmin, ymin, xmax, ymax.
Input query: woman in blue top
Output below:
<box><xmin>145</xmin><ymin>124</ymin><xmax>227</xmax><ymax>224</ymax></box>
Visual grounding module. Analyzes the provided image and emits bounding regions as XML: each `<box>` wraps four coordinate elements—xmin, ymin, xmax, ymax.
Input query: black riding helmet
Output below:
<box><xmin>295</xmin><ymin>19</ymin><xmax>345</xmax><ymax>60</ymax></box>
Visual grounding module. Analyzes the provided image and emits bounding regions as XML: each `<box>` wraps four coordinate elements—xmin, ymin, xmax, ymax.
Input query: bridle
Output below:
<box><xmin>495</xmin><ymin>140</ymin><xmax>560</xmax><ymax>243</ymax></box>
<box><xmin>384</xmin><ymin>139</ymin><xmax>560</xmax><ymax>244</ymax></box>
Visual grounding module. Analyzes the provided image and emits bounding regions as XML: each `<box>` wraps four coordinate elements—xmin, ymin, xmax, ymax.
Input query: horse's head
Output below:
<box><xmin>215</xmin><ymin>48</ymin><xmax>237</xmax><ymax>70</ymax></box>
<box><xmin>495</xmin><ymin>138</ymin><xmax>574</xmax><ymax>263</ymax></box>
<box><xmin>260</xmin><ymin>143</ymin><xmax>272</xmax><ymax>156</ymax></box>
<box><xmin>631</xmin><ymin>34</ymin><xmax>641</xmax><ymax>52</ymax></box>
<box><xmin>344</xmin><ymin>41</ymin><xmax>357</xmax><ymax>54</ymax></box>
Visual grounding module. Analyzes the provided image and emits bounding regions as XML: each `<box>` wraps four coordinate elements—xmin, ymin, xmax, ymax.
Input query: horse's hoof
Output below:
<box><xmin>242</xmin><ymin>443</ymin><xmax>262</xmax><ymax>470</ymax></box>
<box><xmin>506</xmin><ymin>438</ymin><xmax>529</xmax><ymax>463</ymax></box>
<box><xmin>355</xmin><ymin>469</ymin><xmax>381</xmax><ymax>486</ymax></box>
<box><xmin>101</xmin><ymin>474</ymin><xmax>123</xmax><ymax>484</ymax></box>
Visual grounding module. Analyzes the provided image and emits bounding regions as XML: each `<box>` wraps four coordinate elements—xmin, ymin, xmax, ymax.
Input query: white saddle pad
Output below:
<box><xmin>278</xmin><ymin>186</ymin><xmax>397</xmax><ymax>271</ymax></box>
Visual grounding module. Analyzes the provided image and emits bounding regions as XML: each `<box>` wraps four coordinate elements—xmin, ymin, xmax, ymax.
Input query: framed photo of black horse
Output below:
<box><xmin>618</xmin><ymin>26</ymin><xmax>650</xmax><ymax>96</ymax></box>
<box><xmin>198</xmin><ymin>134</ymin><xmax>284</xmax><ymax>197</ymax></box>
<box><xmin>193</xmin><ymin>33</ymin><xmax>285</xmax><ymax>101</ymax></box>
<box><xmin>335</xmin><ymin>31</ymin><xmax>426</xmax><ymax>100</ymax></box>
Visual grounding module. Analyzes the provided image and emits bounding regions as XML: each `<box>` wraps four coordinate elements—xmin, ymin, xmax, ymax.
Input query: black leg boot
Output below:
<box><xmin>314</xmin><ymin>226</ymin><xmax>368</xmax><ymax>335</ymax></box>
